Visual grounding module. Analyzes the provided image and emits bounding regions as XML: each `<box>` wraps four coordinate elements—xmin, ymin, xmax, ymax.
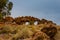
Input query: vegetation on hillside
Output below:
<box><xmin>0</xmin><ymin>16</ymin><xmax>59</xmax><ymax>40</ymax></box>
<box><xmin>0</xmin><ymin>24</ymin><xmax>58</xmax><ymax>40</ymax></box>
<box><xmin>0</xmin><ymin>0</ymin><xmax>60</xmax><ymax>40</ymax></box>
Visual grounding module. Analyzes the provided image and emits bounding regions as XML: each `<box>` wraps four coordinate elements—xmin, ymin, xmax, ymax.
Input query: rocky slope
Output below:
<box><xmin>0</xmin><ymin>16</ymin><xmax>60</xmax><ymax>40</ymax></box>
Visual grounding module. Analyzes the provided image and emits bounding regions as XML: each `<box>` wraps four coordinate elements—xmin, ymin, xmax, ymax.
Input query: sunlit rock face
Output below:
<box><xmin>54</xmin><ymin>26</ymin><xmax>60</xmax><ymax>40</ymax></box>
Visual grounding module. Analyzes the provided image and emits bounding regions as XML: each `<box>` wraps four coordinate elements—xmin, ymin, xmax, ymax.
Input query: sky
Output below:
<box><xmin>9</xmin><ymin>0</ymin><xmax>60</xmax><ymax>25</ymax></box>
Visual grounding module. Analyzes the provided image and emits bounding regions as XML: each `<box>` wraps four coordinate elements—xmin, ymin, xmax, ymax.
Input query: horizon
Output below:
<box><xmin>9</xmin><ymin>0</ymin><xmax>60</xmax><ymax>25</ymax></box>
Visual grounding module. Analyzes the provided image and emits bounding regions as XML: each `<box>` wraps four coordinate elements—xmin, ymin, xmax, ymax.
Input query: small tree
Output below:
<box><xmin>0</xmin><ymin>0</ymin><xmax>13</xmax><ymax>22</ymax></box>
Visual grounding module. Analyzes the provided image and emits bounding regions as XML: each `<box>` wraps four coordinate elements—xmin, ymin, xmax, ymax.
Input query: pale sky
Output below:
<box><xmin>9</xmin><ymin>0</ymin><xmax>60</xmax><ymax>25</ymax></box>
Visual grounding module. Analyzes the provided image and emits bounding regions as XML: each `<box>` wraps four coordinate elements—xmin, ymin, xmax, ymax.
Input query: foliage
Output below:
<box><xmin>0</xmin><ymin>0</ymin><xmax>13</xmax><ymax>18</ymax></box>
<box><xmin>0</xmin><ymin>0</ymin><xmax>8</xmax><ymax>9</ymax></box>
